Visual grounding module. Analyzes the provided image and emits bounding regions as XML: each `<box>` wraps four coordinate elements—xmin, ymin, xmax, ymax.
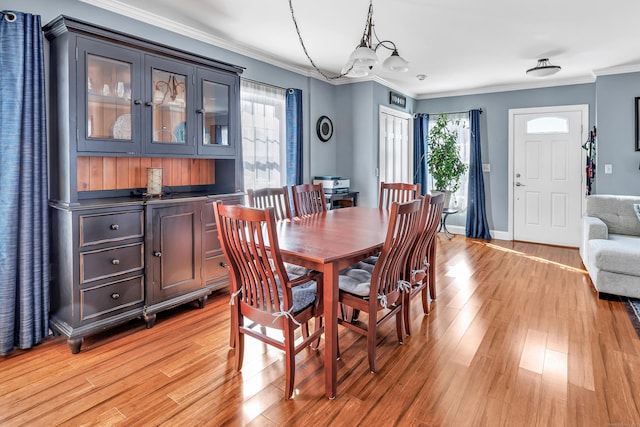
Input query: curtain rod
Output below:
<box><xmin>416</xmin><ymin>108</ymin><xmax>483</xmax><ymax>118</ymax></box>
<box><xmin>241</xmin><ymin>78</ymin><xmax>287</xmax><ymax>93</ymax></box>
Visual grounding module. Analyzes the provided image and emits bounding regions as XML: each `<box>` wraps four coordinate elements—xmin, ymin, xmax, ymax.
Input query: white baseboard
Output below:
<box><xmin>441</xmin><ymin>225</ymin><xmax>511</xmax><ymax>241</ymax></box>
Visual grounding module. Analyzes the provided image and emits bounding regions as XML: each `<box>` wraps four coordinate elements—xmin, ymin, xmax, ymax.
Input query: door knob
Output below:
<box><xmin>515</xmin><ymin>182</ymin><xmax>525</xmax><ymax>187</ymax></box>
<box><xmin>154</xmin><ymin>251</ymin><xmax>162</xmax><ymax>257</ymax></box>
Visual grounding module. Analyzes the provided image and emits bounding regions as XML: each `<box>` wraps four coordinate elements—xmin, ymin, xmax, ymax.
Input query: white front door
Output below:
<box><xmin>510</xmin><ymin>106</ymin><xmax>587</xmax><ymax>247</ymax></box>
<box><xmin>378</xmin><ymin>106</ymin><xmax>413</xmax><ymax>189</ymax></box>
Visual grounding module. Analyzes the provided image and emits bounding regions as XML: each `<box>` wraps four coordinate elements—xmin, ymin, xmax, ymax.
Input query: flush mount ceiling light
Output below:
<box><xmin>288</xmin><ymin>0</ymin><xmax>409</xmax><ymax>80</ymax></box>
<box><xmin>526</xmin><ymin>58</ymin><xmax>561</xmax><ymax>78</ymax></box>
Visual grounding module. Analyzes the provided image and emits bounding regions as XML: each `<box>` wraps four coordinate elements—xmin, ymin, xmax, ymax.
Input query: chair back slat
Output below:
<box><xmin>406</xmin><ymin>193</ymin><xmax>444</xmax><ymax>277</ymax></box>
<box><xmin>214</xmin><ymin>203</ymin><xmax>290</xmax><ymax>314</ymax></box>
<box><xmin>370</xmin><ymin>198</ymin><xmax>423</xmax><ymax>306</ymax></box>
<box><xmin>292</xmin><ymin>183</ymin><xmax>327</xmax><ymax>217</ymax></box>
<box><xmin>379</xmin><ymin>182</ymin><xmax>420</xmax><ymax>210</ymax></box>
<box><xmin>247</xmin><ymin>187</ymin><xmax>292</xmax><ymax>221</ymax></box>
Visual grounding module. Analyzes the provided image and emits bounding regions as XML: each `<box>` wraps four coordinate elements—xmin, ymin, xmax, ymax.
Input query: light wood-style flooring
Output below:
<box><xmin>2</xmin><ymin>236</ymin><xmax>640</xmax><ymax>426</ymax></box>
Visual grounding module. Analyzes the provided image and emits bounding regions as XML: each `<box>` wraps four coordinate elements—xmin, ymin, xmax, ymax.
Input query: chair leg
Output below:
<box><xmin>229</xmin><ymin>306</ymin><xmax>237</xmax><ymax>349</ymax></box>
<box><xmin>234</xmin><ymin>330</ymin><xmax>244</xmax><ymax>371</ymax></box>
<box><xmin>403</xmin><ymin>292</ymin><xmax>412</xmax><ymax>336</ymax></box>
<box><xmin>368</xmin><ymin>314</ymin><xmax>377</xmax><ymax>373</ymax></box>
<box><xmin>428</xmin><ymin>245</ymin><xmax>437</xmax><ymax>300</ymax></box>
<box><xmin>301</xmin><ymin>322</ymin><xmax>310</xmax><ymax>340</ymax></box>
<box><xmin>311</xmin><ymin>316</ymin><xmax>323</xmax><ymax>350</ymax></box>
<box><xmin>395</xmin><ymin>309</ymin><xmax>404</xmax><ymax>344</ymax></box>
<box><xmin>284</xmin><ymin>327</ymin><xmax>296</xmax><ymax>399</ymax></box>
<box><xmin>421</xmin><ymin>284</ymin><xmax>430</xmax><ymax>315</ymax></box>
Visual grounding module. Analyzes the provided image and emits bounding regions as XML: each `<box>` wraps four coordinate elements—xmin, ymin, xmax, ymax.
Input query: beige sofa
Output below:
<box><xmin>580</xmin><ymin>195</ymin><xmax>640</xmax><ymax>298</ymax></box>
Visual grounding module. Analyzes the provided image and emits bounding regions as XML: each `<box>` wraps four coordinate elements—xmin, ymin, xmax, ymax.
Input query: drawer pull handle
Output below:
<box><xmin>111</xmin><ymin>259</ymin><xmax>120</xmax><ymax>265</ymax></box>
<box><xmin>111</xmin><ymin>293</ymin><xmax>120</xmax><ymax>300</ymax></box>
<box><xmin>154</xmin><ymin>251</ymin><xmax>162</xmax><ymax>257</ymax></box>
<box><xmin>220</xmin><ymin>261</ymin><xmax>228</xmax><ymax>268</ymax></box>
<box><xmin>110</xmin><ymin>224</ymin><xmax>119</xmax><ymax>230</ymax></box>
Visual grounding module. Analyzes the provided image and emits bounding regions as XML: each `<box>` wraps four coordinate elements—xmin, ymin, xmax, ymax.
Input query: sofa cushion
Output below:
<box><xmin>585</xmin><ymin>195</ymin><xmax>640</xmax><ymax>236</ymax></box>
<box><xmin>588</xmin><ymin>235</ymin><xmax>640</xmax><ymax>276</ymax></box>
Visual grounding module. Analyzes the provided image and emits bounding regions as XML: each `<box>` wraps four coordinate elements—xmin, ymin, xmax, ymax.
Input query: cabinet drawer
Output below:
<box><xmin>205</xmin><ymin>253</ymin><xmax>229</xmax><ymax>284</ymax></box>
<box><xmin>80</xmin><ymin>275</ymin><xmax>144</xmax><ymax>320</ymax></box>
<box><xmin>80</xmin><ymin>243</ymin><xmax>144</xmax><ymax>284</ymax></box>
<box><xmin>203</xmin><ymin>227</ymin><xmax>221</xmax><ymax>253</ymax></box>
<box><xmin>79</xmin><ymin>210</ymin><xmax>143</xmax><ymax>247</ymax></box>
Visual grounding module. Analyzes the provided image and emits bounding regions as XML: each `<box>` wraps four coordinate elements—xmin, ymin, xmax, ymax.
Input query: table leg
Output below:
<box><xmin>441</xmin><ymin>213</ymin><xmax>454</xmax><ymax>239</ymax></box>
<box><xmin>323</xmin><ymin>262</ymin><xmax>338</xmax><ymax>399</ymax></box>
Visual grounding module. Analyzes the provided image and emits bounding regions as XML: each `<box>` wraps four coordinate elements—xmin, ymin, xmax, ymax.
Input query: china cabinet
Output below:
<box><xmin>44</xmin><ymin>16</ymin><xmax>244</xmax><ymax>353</ymax></box>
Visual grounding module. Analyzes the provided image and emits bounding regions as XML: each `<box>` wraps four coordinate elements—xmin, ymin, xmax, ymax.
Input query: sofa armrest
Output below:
<box><xmin>584</xmin><ymin>215</ymin><xmax>608</xmax><ymax>240</ymax></box>
<box><xmin>581</xmin><ymin>215</ymin><xmax>608</xmax><ymax>261</ymax></box>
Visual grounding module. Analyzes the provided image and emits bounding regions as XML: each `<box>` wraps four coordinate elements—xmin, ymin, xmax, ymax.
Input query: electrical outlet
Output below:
<box><xmin>604</xmin><ymin>164</ymin><xmax>612</xmax><ymax>174</ymax></box>
<box><xmin>482</xmin><ymin>163</ymin><xmax>491</xmax><ymax>172</ymax></box>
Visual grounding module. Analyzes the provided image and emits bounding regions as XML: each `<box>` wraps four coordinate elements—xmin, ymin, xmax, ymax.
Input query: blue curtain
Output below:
<box><xmin>413</xmin><ymin>114</ymin><xmax>429</xmax><ymax>195</ymax></box>
<box><xmin>0</xmin><ymin>11</ymin><xmax>50</xmax><ymax>355</ymax></box>
<box><xmin>465</xmin><ymin>109</ymin><xmax>491</xmax><ymax>240</ymax></box>
<box><xmin>285</xmin><ymin>88</ymin><xmax>303</xmax><ymax>186</ymax></box>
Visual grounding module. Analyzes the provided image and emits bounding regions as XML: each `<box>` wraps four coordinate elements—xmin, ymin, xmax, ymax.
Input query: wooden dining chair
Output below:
<box><xmin>378</xmin><ymin>182</ymin><xmax>421</xmax><ymax>210</ymax></box>
<box><xmin>247</xmin><ymin>186</ymin><xmax>292</xmax><ymax>221</ymax></box>
<box><xmin>402</xmin><ymin>193</ymin><xmax>444</xmax><ymax>335</ymax></box>
<box><xmin>213</xmin><ymin>202</ymin><xmax>324</xmax><ymax>399</ymax></box>
<box><xmin>291</xmin><ymin>183</ymin><xmax>327</xmax><ymax>217</ymax></box>
<box><xmin>337</xmin><ymin>198</ymin><xmax>422</xmax><ymax>373</ymax></box>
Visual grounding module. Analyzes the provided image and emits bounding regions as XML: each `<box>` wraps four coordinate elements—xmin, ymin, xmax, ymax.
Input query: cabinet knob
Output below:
<box><xmin>134</xmin><ymin>99</ymin><xmax>141</xmax><ymax>105</ymax></box>
<box><xmin>220</xmin><ymin>261</ymin><xmax>228</xmax><ymax>268</ymax></box>
<box><xmin>110</xmin><ymin>224</ymin><xmax>119</xmax><ymax>230</ymax></box>
<box><xmin>110</xmin><ymin>292</ymin><xmax>120</xmax><ymax>300</ymax></box>
<box><xmin>111</xmin><ymin>259</ymin><xmax>120</xmax><ymax>265</ymax></box>
<box><xmin>145</xmin><ymin>101</ymin><xmax>153</xmax><ymax>107</ymax></box>
<box><xmin>154</xmin><ymin>251</ymin><xmax>162</xmax><ymax>257</ymax></box>
<box><xmin>196</xmin><ymin>109</ymin><xmax>204</xmax><ymax>114</ymax></box>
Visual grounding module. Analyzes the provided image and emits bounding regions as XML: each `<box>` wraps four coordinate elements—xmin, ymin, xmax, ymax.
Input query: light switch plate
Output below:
<box><xmin>604</xmin><ymin>164</ymin><xmax>612</xmax><ymax>174</ymax></box>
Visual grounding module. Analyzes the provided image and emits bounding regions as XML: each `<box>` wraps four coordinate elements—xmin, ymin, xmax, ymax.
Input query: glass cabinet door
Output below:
<box><xmin>144</xmin><ymin>56</ymin><xmax>195</xmax><ymax>155</ymax></box>
<box><xmin>77</xmin><ymin>38</ymin><xmax>142</xmax><ymax>153</ymax></box>
<box><xmin>197</xmin><ymin>68</ymin><xmax>237</xmax><ymax>156</ymax></box>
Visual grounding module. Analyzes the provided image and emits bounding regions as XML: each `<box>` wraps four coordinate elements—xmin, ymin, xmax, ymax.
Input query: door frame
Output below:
<box><xmin>507</xmin><ymin>104</ymin><xmax>588</xmax><ymax>242</ymax></box>
<box><xmin>378</xmin><ymin>105</ymin><xmax>414</xmax><ymax>188</ymax></box>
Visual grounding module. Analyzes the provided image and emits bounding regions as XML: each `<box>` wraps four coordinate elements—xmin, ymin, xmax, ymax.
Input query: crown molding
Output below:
<box><xmin>78</xmin><ymin>0</ymin><xmax>316</xmax><ymax>78</ymax></box>
<box><xmin>593</xmin><ymin>63</ymin><xmax>640</xmax><ymax>76</ymax></box>
<box><xmin>416</xmin><ymin>75</ymin><xmax>596</xmax><ymax>100</ymax></box>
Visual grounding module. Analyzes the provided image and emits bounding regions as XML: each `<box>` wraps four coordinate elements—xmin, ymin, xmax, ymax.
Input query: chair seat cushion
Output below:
<box><xmin>284</xmin><ymin>262</ymin><xmax>310</xmax><ymax>276</ymax></box>
<box><xmin>338</xmin><ymin>268</ymin><xmax>372</xmax><ymax>297</ymax></box>
<box><xmin>279</xmin><ymin>274</ymin><xmax>317</xmax><ymax>313</ymax></box>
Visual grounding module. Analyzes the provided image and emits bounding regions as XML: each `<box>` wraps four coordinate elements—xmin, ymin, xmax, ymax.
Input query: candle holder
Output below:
<box><xmin>146</xmin><ymin>167</ymin><xmax>163</xmax><ymax>197</ymax></box>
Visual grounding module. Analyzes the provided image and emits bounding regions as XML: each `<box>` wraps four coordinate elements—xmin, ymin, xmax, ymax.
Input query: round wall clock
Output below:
<box><xmin>316</xmin><ymin>116</ymin><xmax>333</xmax><ymax>142</ymax></box>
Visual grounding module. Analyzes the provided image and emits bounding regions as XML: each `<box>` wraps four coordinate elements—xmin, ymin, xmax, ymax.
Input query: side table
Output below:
<box><xmin>439</xmin><ymin>208</ymin><xmax>458</xmax><ymax>239</ymax></box>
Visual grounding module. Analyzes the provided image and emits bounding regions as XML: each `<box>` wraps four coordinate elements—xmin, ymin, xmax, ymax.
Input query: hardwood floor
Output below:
<box><xmin>2</xmin><ymin>236</ymin><xmax>640</xmax><ymax>426</ymax></box>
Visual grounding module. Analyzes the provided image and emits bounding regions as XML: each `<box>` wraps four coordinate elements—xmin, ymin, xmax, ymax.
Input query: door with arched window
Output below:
<box><xmin>510</xmin><ymin>105</ymin><xmax>588</xmax><ymax>247</ymax></box>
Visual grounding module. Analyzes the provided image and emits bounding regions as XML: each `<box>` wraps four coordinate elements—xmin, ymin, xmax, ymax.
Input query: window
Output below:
<box><xmin>428</xmin><ymin>113</ymin><xmax>470</xmax><ymax>211</ymax></box>
<box><xmin>526</xmin><ymin>116</ymin><xmax>569</xmax><ymax>134</ymax></box>
<box><xmin>240</xmin><ymin>80</ymin><xmax>286</xmax><ymax>191</ymax></box>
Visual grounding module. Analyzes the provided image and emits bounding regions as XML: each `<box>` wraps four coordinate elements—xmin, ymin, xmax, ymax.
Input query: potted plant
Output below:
<box><xmin>427</xmin><ymin>114</ymin><xmax>468</xmax><ymax>208</ymax></box>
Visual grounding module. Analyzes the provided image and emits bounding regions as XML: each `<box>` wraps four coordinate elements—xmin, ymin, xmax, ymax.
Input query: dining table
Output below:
<box><xmin>275</xmin><ymin>206</ymin><xmax>390</xmax><ymax>399</ymax></box>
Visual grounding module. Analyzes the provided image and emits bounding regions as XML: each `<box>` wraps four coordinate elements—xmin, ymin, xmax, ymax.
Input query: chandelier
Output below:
<box><xmin>288</xmin><ymin>0</ymin><xmax>409</xmax><ymax>80</ymax></box>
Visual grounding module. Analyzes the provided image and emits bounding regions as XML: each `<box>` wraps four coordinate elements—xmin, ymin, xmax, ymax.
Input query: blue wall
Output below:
<box><xmin>595</xmin><ymin>72</ymin><xmax>640</xmax><ymax>195</ymax></box>
<box><xmin>416</xmin><ymin>84</ymin><xmax>597</xmax><ymax>232</ymax></box>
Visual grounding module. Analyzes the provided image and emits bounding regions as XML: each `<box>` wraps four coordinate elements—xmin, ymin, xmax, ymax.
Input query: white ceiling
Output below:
<box><xmin>81</xmin><ymin>0</ymin><xmax>640</xmax><ymax>99</ymax></box>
